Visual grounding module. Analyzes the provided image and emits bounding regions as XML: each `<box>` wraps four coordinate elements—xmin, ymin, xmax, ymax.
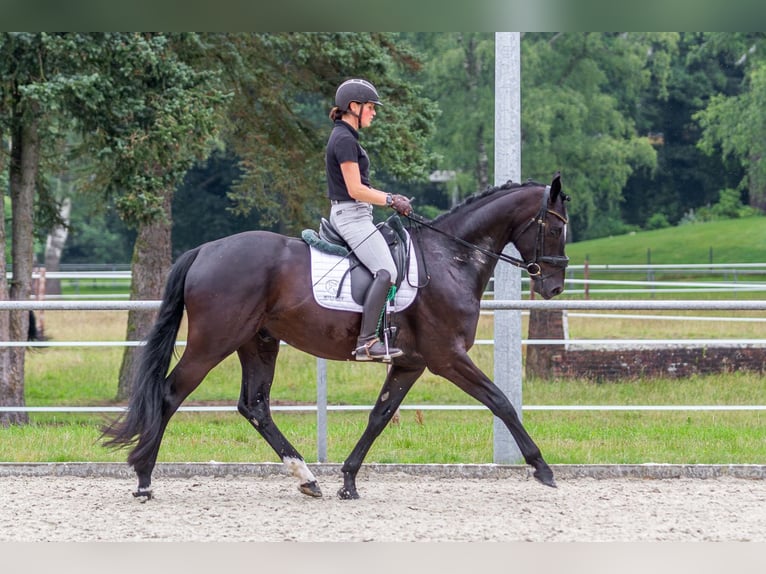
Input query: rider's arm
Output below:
<box><xmin>340</xmin><ymin>161</ymin><xmax>391</xmax><ymax>206</ymax></box>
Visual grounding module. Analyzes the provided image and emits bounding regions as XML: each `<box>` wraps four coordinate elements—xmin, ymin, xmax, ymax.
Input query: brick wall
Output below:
<box><xmin>544</xmin><ymin>346</ymin><xmax>766</xmax><ymax>381</ymax></box>
<box><xmin>524</xmin><ymin>309</ymin><xmax>766</xmax><ymax>381</ymax></box>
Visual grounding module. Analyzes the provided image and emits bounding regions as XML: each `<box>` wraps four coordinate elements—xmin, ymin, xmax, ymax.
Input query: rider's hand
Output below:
<box><xmin>389</xmin><ymin>194</ymin><xmax>412</xmax><ymax>216</ymax></box>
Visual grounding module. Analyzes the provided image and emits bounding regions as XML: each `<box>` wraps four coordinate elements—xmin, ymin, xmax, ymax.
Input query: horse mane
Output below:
<box><xmin>430</xmin><ymin>179</ymin><xmax>544</xmax><ymax>225</ymax></box>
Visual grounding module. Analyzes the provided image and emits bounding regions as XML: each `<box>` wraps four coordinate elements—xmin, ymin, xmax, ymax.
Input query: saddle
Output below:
<box><xmin>301</xmin><ymin>214</ymin><xmax>411</xmax><ymax>305</ymax></box>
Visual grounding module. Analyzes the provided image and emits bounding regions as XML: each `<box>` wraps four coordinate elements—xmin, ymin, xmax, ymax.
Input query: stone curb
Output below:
<box><xmin>0</xmin><ymin>462</ymin><xmax>764</xmax><ymax>480</ymax></box>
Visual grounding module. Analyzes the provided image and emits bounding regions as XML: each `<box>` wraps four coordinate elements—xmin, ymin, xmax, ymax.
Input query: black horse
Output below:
<box><xmin>103</xmin><ymin>173</ymin><xmax>570</xmax><ymax>500</ymax></box>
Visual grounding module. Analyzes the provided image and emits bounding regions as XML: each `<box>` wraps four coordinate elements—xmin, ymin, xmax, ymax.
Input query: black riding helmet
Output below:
<box><xmin>335</xmin><ymin>79</ymin><xmax>383</xmax><ymax>126</ymax></box>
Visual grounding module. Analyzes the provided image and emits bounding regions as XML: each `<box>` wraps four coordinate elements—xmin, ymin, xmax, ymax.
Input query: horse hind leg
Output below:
<box><xmin>237</xmin><ymin>333</ymin><xmax>321</xmax><ymax>498</ymax></box>
<box><xmin>129</xmin><ymin>353</ymin><xmax>221</xmax><ymax>500</ymax></box>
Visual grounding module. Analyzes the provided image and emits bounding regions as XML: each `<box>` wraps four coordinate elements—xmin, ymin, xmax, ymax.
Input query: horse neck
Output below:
<box><xmin>438</xmin><ymin>186</ymin><xmax>537</xmax><ymax>254</ymax></box>
<box><xmin>431</xmin><ymin>185</ymin><xmax>539</xmax><ymax>295</ymax></box>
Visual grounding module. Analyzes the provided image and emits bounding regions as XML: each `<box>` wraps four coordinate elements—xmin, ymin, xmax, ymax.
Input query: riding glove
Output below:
<box><xmin>389</xmin><ymin>194</ymin><xmax>412</xmax><ymax>216</ymax></box>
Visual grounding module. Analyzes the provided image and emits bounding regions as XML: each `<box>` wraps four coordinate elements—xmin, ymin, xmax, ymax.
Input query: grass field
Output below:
<box><xmin>564</xmin><ymin>216</ymin><xmax>766</xmax><ymax>266</ymax></box>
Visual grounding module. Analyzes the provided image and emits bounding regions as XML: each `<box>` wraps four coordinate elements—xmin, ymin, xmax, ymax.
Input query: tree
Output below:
<box><xmin>61</xmin><ymin>33</ymin><xmax>230</xmax><ymax>400</ymax></box>
<box><xmin>623</xmin><ymin>32</ymin><xmax>747</xmax><ymax>228</ymax></box>
<box><xmin>171</xmin><ymin>150</ymin><xmax>262</xmax><ymax>257</ymax></box>
<box><xmin>405</xmin><ymin>33</ymin><xmax>668</xmax><ymax>240</ymax></box>
<box><xmin>43</xmin><ymin>135</ymin><xmax>97</xmax><ymax>294</ymax></box>
<box><xmin>694</xmin><ymin>33</ymin><xmax>766</xmax><ymax>212</ymax></box>
<box><xmin>408</xmin><ymin>33</ymin><xmax>496</xmax><ymax>201</ymax></box>
<box><xmin>0</xmin><ymin>153</ymin><xmax>14</xmax><ymax>424</ymax></box>
<box><xmin>205</xmin><ymin>32</ymin><xmax>438</xmax><ymax>234</ymax></box>
<box><xmin>520</xmin><ymin>33</ymin><xmax>666</xmax><ymax>240</ymax></box>
<box><xmin>62</xmin><ymin>194</ymin><xmax>135</xmax><ymax>264</ymax></box>
<box><xmin>0</xmin><ymin>33</ymin><xmax>75</xmax><ymax>425</ymax></box>
<box><xmin>44</xmin><ymin>194</ymin><xmax>71</xmax><ymax>296</ymax></box>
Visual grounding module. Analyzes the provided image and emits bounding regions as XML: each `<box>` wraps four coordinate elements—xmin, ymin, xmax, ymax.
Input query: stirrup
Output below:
<box><xmin>353</xmin><ymin>337</ymin><xmax>403</xmax><ymax>362</ymax></box>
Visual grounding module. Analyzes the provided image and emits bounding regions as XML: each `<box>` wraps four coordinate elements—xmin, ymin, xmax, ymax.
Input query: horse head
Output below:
<box><xmin>513</xmin><ymin>172</ymin><xmax>569</xmax><ymax>299</ymax></box>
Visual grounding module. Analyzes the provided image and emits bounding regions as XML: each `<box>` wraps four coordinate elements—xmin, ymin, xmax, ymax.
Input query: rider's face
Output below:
<box><xmin>359</xmin><ymin>102</ymin><xmax>377</xmax><ymax>128</ymax></box>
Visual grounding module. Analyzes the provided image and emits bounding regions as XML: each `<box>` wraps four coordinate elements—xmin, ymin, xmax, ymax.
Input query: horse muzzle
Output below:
<box><xmin>529</xmin><ymin>256</ymin><xmax>568</xmax><ymax>299</ymax></box>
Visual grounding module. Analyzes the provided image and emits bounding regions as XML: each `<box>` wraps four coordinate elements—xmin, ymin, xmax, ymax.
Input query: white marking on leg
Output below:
<box><xmin>283</xmin><ymin>456</ymin><xmax>316</xmax><ymax>484</ymax></box>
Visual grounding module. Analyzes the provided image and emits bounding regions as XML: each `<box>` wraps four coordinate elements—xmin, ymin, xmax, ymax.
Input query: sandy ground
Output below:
<box><xmin>1</xmin><ymin>470</ymin><xmax>765</xmax><ymax>542</ymax></box>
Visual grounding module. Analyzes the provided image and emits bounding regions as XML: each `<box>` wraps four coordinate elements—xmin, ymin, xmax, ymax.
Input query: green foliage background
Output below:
<box><xmin>0</xmin><ymin>32</ymin><xmax>763</xmax><ymax>261</ymax></box>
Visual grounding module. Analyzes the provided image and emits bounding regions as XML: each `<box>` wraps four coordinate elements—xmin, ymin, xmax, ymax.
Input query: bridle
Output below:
<box><xmin>508</xmin><ymin>184</ymin><xmax>570</xmax><ymax>277</ymax></box>
<box><xmin>405</xmin><ymin>184</ymin><xmax>569</xmax><ymax>278</ymax></box>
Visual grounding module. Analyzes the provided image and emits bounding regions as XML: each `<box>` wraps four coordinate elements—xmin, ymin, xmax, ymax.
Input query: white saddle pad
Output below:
<box><xmin>309</xmin><ymin>241</ymin><xmax>419</xmax><ymax>313</ymax></box>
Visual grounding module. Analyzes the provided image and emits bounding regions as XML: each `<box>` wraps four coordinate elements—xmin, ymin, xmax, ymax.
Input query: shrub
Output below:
<box><xmin>645</xmin><ymin>212</ymin><xmax>670</xmax><ymax>230</ymax></box>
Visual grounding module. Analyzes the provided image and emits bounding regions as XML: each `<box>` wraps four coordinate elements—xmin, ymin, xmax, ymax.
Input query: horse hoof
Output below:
<box><xmin>132</xmin><ymin>488</ymin><xmax>154</xmax><ymax>501</ymax></box>
<box><xmin>533</xmin><ymin>469</ymin><xmax>557</xmax><ymax>488</ymax></box>
<box><xmin>337</xmin><ymin>487</ymin><xmax>359</xmax><ymax>500</ymax></box>
<box><xmin>298</xmin><ymin>480</ymin><xmax>323</xmax><ymax>498</ymax></box>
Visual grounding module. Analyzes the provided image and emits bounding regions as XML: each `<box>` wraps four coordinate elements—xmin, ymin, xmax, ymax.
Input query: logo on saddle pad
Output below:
<box><xmin>302</xmin><ymin>216</ymin><xmax>419</xmax><ymax>313</ymax></box>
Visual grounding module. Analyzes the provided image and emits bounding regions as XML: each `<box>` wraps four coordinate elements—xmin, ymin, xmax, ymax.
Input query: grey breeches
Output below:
<box><xmin>330</xmin><ymin>201</ymin><xmax>398</xmax><ymax>283</ymax></box>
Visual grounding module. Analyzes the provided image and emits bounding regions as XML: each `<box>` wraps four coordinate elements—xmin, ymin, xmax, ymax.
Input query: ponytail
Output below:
<box><xmin>329</xmin><ymin>106</ymin><xmax>343</xmax><ymax>121</ymax></box>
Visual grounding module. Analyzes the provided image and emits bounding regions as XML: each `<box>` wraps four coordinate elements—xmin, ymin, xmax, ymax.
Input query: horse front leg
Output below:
<box><xmin>237</xmin><ymin>335</ymin><xmax>321</xmax><ymax>498</ymax></box>
<box><xmin>339</xmin><ymin>364</ymin><xmax>425</xmax><ymax>500</ymax></box>
<box><xmin>431</xmin><ymin>351</ymin><xmax>556</xmax><ymax>488</ymax></box>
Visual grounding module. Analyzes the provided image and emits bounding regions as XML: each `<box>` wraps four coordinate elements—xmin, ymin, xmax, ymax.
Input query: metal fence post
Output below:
<box><xmin>493</xmin><ymin>32</ymin><xmax>524</xmax><ymax>464</ymax></box>
<box><xmin>316</xmin><ymin>358</ymin><xmax>327</xmax><ymax>462</ymax></box>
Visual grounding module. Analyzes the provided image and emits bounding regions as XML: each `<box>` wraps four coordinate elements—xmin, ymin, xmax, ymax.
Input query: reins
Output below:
<box><xmin>406</xmin><ymin>211</ymin><xmax>529</xmax><ymax>268</ymax></box>
<box><xmin>404</xmin><ymin>184</ymin><xmax>569</xmax><ymax>277</ymax></box>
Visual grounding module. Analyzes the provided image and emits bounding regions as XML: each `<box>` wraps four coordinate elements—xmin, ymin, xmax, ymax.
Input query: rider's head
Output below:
<box><xmin>329</xmin><ymin>78</ymin><xmax>383</xmax><ymax>129</ymax></box>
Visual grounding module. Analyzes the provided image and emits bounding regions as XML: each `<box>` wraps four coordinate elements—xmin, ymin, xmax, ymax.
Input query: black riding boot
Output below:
<box><xmin>354</xmin><ymin>270</ymin><xmax>403</xmax><ymax>361</ymax></box>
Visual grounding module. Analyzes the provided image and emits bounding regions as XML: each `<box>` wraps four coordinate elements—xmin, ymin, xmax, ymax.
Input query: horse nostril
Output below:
<box><xmin>551</xmin><ymin>286</ymin><xmax>563</xmax><ymax>297</ymax></box>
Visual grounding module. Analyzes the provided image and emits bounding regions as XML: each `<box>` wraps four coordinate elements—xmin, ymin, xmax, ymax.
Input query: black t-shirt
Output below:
<box><xmin>325</xmin><ymin>120</ymin><xmax>370</xmax><ymax>201</ymax></box>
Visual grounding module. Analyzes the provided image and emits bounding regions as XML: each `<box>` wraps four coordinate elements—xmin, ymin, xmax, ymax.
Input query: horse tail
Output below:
<box><xmin>102</xmin><ymin>247</ymin><xmax>201</xmax><ymax>463</ymax></box>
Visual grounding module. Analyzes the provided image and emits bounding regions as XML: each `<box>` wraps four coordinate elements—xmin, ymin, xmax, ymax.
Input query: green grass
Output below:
<box><xmin>565</xmin><ymin>216</ymin><xmax>766</xmax><ymax>266</ymax></box>
<box><xmin>59</xmin><ymin>278</ymin><xmax>131</xmax><ymax>298</ymax></box>
<box><xmin>2</xmin><ymin>403</ymin><xmax>763</xmax><ymax>465</ymax></box>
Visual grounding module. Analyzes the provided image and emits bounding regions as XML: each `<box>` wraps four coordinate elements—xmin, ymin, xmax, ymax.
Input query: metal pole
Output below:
<box><xmin>493</xmin><ymin>32</ymin><xmax>524</xmax><ymax>463</ymax></box>
<box><xmin>316</xmin><ymin>358</ymin><xmax>327</xmax><ymax>462</ymax></box>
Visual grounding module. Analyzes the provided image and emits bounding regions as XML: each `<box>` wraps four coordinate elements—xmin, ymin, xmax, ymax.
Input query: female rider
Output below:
<box><xmin>325</xmin><ymin>78</ymin><xmax>412</xmax><ymax>361</ymax></box>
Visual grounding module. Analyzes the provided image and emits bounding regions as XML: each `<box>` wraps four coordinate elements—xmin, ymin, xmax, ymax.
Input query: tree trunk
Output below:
<box><xmin>525</xmin><ymin>308</ymin><xmax>568</xmax><ymax>380</ymax></box>
<box><xmin>116</xmin><ymin>190</ymin><xmax>173</xmax><ymax>401</ymax></box>
<box><xmin>0</xmin><ymin>118</ymin><xmax>39</xmax><ymax>426</ymax></box>
<box><xmin>0</xmin><ymin>147</ymin><xmax>10</xmax><ymax>425</ymax></box>
<box><xmin>748</xmin><ymin>153</ymin><xmax>766</xmax><ymax>212</ymax></box>
<box><xmin>44</xmin><ymin>196</ymin><xmax>71</xmax><ymax>296</ymax></box>
<box><xmin>460</xmin><ymin>34</ymin><xmax>490</xmax><ymax>191</ymax></box>
<box><xmin>477</xmin><ymin>129</ymin><xmax>489</xmax><ymax>191</ymax></box>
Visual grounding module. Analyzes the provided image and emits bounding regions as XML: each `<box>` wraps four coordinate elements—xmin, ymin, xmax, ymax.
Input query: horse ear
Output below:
<box><xmin>550</xmin><ymin>171</ymin><xmax>562</xmax><ymax>201</ymax></box>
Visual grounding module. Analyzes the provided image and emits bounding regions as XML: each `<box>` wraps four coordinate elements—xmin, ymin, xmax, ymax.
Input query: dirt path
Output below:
<box><xmin>2</xmin><ymin>470</ymin><xmax>764</xmax><ymax>542</ymax></box>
